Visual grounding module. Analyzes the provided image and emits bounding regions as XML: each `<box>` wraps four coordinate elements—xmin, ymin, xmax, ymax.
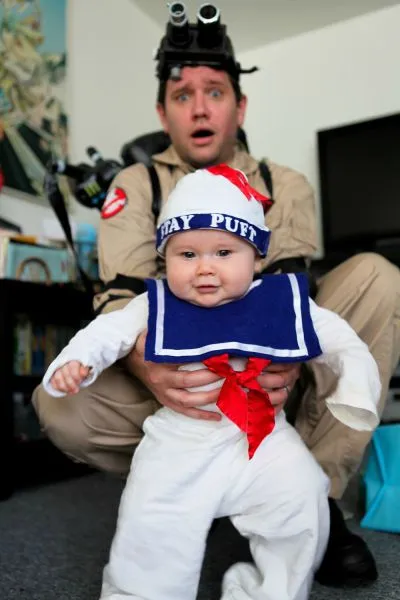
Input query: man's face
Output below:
<box><xmin>157</xmin><ymin>66</ymin><xmax>247</xmax><ymax>168</ymax></box>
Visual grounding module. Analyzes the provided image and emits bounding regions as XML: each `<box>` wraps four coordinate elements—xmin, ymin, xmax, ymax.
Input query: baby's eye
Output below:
<box><xmin>217</xmin><ymin>249</ymin><xmax>231</xmax><ymax>257</ymax></box>
<box><xmin>182</xmin><ymin>251</ymin><xmax>196</xmax><ymax>259</ymax></box>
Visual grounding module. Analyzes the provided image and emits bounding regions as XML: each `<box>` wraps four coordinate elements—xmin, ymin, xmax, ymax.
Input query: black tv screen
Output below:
<box><xmin>318</xmin><ymin>113</ymin><xmax>400</xmax><ymax>258</ymax></box>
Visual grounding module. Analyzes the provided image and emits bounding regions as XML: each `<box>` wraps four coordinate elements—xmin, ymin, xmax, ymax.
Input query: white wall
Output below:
<box><xmin>3</xmin><ymin>3</ymin><xmax>399</xmax><ymax>245</ymax></box>
<box><xmin>238</xmin><ymin>5</ymin><xmax>400</xmax><ymax>255</ymax></box>
<box><xmin>0</xmin><ymin>0</ymin><xmax>162</xmax><ymax>235</ymax></box>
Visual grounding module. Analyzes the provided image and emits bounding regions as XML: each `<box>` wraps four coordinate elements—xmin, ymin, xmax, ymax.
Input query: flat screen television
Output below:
<box><xmin>317</xmin><ymin>112</ymin><xmax>400</xmax><ymax>261</ymax></box>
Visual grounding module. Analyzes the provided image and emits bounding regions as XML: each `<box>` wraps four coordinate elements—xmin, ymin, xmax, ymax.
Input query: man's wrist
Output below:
<box><xmin>119</xmin><ymin>351</ymin><xmax>138</xmax><ymax>377</ymax></box>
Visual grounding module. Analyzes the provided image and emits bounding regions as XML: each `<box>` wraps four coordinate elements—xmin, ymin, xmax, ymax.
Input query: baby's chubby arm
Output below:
<box><xmin>43</xmin><ymin>293</ymin><xmax>149</xmax><ymax>397</ymax></box>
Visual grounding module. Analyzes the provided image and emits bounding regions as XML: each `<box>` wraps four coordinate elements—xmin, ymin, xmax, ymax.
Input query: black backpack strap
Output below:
<box><xmin>147</xmin><ymin>164</ymin><xmax>162</xmax><ymax>221</ymax></box>
<box><xmin>102</xmin><ymin>273</ymin><xmax>147</xmax><ymax>296</ymax></box>
<box><xmin>147</xmin><ymin>164</ymin><xmax>175</xmax><ymax>222</ymax></box>
<box><xmin>94</xmin><ymin>274</ymin><xmax>148</xmax><ymax>316</ymax></box>
<box><xmin>259</xmin><ymin>160</ymin><xmax>274</xmax><ymax>202</ymax></box>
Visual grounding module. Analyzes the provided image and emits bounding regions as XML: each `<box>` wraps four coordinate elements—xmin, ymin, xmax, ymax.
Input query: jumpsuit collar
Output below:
<box><xmin>152</xmin><ymin>142</ymin><xmax>261</xmax><ymax>178</ymax></box>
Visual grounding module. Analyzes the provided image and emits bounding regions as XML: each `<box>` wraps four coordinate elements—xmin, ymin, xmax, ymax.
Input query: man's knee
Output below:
<box><xmin>351</xmin><ymin>252</ymin><xmax>400</xmax><ymax>301</ymax></box>
<box><xmin>32</xmin><ymin>382</ymin><xmax>105</xmax><ymax>467</ymax></box>
<box><xmin>318</xmin><ymin>252</ymin><xmax>400</xmax><ymax>309</ymax></box>
<box><xmin>317</xmin><ymin>252</ymin><xmax>400</xmax><ymax>362</ymax></box>
<box><xmin>32</xmin><ymin>366</ymin><xmax>158</xmax><ymax>475</ymax></box>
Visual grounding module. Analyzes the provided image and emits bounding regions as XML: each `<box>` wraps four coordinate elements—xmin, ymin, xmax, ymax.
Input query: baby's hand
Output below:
<box><xmin>50</xmin><ymin>361</ymin><xmax>90</xmax><ymax>395</ymax></box>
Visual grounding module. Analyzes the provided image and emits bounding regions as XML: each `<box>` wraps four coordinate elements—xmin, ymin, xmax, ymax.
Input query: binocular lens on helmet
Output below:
<box><xmin>168</xmin><ymin>2</ymin><xmax>188</xmax><ymax>27</ymax></box>
<box><xmin>197</xmin><ymin>3</ymin><xmax>220</xmax><ymax>24</ymax></box>
<box><xmin>168</xmin><ymin>2</ymin><xmax>190</xmax><ymax>46</ymax></box>
<box><xmin>197</xmin><ymin>3</ymin><xmax>221</xmax><ymax>48</ymax></box>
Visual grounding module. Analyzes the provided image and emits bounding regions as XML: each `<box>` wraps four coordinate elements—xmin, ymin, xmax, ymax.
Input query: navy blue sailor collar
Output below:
<box><xmin>144</xmin><ymin>274</ymin><xmax>322</xmax><ymax>364</ymax></box>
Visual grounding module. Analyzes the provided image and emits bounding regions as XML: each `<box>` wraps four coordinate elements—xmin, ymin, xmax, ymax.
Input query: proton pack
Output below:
<box><xmin>48</xmin><ymin>128</ymin><xmax>273</xmax><ymax>220</ymax></box>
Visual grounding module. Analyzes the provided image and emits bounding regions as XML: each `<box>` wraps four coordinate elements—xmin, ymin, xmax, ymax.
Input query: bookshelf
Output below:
<box><xmin>0</xmin><ymin>279</ymin><xmax>94</xmax><ymax>500</ymax></box>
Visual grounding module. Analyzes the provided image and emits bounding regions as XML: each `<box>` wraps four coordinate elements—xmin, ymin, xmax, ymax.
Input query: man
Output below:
<box><xmin>33</xmin><ymin>4</ymin><xmax>400</xmax><ymax>591</ymax></box>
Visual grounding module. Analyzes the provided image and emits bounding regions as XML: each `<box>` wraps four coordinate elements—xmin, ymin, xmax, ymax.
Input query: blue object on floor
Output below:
<box><xmin>361</xmin><ymin>423</ymin><xmax>400</xmax><ymax>533</ymax></box>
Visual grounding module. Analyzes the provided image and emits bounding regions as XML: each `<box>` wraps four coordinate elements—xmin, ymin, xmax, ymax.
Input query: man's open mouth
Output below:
<box><xmin>191</xmin><ymin>129</ymin><xmax>214</xmax><ymax>139</ymax></box>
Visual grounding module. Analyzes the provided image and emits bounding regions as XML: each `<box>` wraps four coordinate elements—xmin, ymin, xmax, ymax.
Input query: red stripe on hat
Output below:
<box><xmin>206</xmin><ymin>164</ymin><xmax>272</xmax><ymax>213</ymax></box>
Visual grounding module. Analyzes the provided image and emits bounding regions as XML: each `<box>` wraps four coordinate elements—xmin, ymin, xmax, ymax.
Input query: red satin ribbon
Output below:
<box><xmin>206</xmin><ymin>164</ymin><xmax>273</xmax><ymax>213</ymax></box>
<box><xmin>203</xmin><ymin>354</ymin><xmax>275</xmax><ymax>459</ymax></box>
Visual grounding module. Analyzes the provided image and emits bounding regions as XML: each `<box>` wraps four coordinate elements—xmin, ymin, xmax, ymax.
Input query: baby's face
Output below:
<box><xmin>165</xmin><ymin>229</ymin><xmax>260</xmax><ymax>308</ymax></box>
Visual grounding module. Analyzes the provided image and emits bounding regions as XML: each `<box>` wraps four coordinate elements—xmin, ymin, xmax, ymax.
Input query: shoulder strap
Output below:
<box><xmin>259</xmin><ymin>160</ymin><xmax>274</xmax><ymax>202</ymax></box>
<box><xmin>147</xmin><ymin>164</ymin><xmax>162</xmax><ymax>221</ymax></box>
<box><xmin>147</xmin><ymin>163</ymin><xmax>174</xmax><ymax>221</ymax></box>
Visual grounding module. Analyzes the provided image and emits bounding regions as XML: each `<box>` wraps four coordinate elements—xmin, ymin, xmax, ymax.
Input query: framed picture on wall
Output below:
<box><xmin>0</xmin><ymin>0</ymin><xmax>68</xmax><ymax>200</ymax></box>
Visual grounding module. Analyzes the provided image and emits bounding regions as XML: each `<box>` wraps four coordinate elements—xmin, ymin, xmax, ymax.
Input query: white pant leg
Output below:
<box><xmin>220</xmin><ymin>416</ymin><xmax>330</xmax><ymax>600</ymax></box>
<box><xmin>100</xmin><ymin>408</ymin><xmax>242</xmax><ymax>600</ymax></box>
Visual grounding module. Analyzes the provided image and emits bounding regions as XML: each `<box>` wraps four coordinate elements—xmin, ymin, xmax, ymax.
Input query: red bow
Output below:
<box><xmin>206</xmin><ymin>164</ymin><xmax>273</xmax><ymax>213</ymax></box>
<box><xmin>203</xmin><ymin>354</ymin><xmax>275</xmax><ymax>459</ymax></box>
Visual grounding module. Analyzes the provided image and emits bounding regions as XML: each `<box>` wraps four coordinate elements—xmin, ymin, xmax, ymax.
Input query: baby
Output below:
<box><xmin>43</xmin><ymin>164</ymin><xmax>380</xmax><ymax>600</ymax></box>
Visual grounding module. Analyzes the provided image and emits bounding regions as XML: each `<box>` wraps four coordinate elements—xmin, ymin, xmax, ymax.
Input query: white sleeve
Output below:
<box><xmin>43</xmin><ymin>292</ymin><xmax>149</xmax><ymax>398</ymax></box>
<box><xmin>309</xmin><ymin>299</ymin><xmax>381</xmax><ymax>431</ymax></box>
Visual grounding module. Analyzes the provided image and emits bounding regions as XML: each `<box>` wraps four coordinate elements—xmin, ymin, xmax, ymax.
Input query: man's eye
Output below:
<box><xmin>209</xmin><ymin>89</ymin><xmax>222</xmax><ymax>98</ymax></box>
<box><xmin>177</xmin><ymin>93</ymin><xmax>189</xmax><ymax>102</ymax></box>
<box><xmin>217</xmin><ymin>249</ymin><xmax>231</xmax><ymax>257</ymax></box>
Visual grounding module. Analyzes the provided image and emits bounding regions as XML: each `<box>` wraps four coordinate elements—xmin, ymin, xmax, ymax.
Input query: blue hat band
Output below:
<box><xmin>157</xmin><ymin>212</ymin><xmax>270</xmax><ymax>256</ymax></box>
